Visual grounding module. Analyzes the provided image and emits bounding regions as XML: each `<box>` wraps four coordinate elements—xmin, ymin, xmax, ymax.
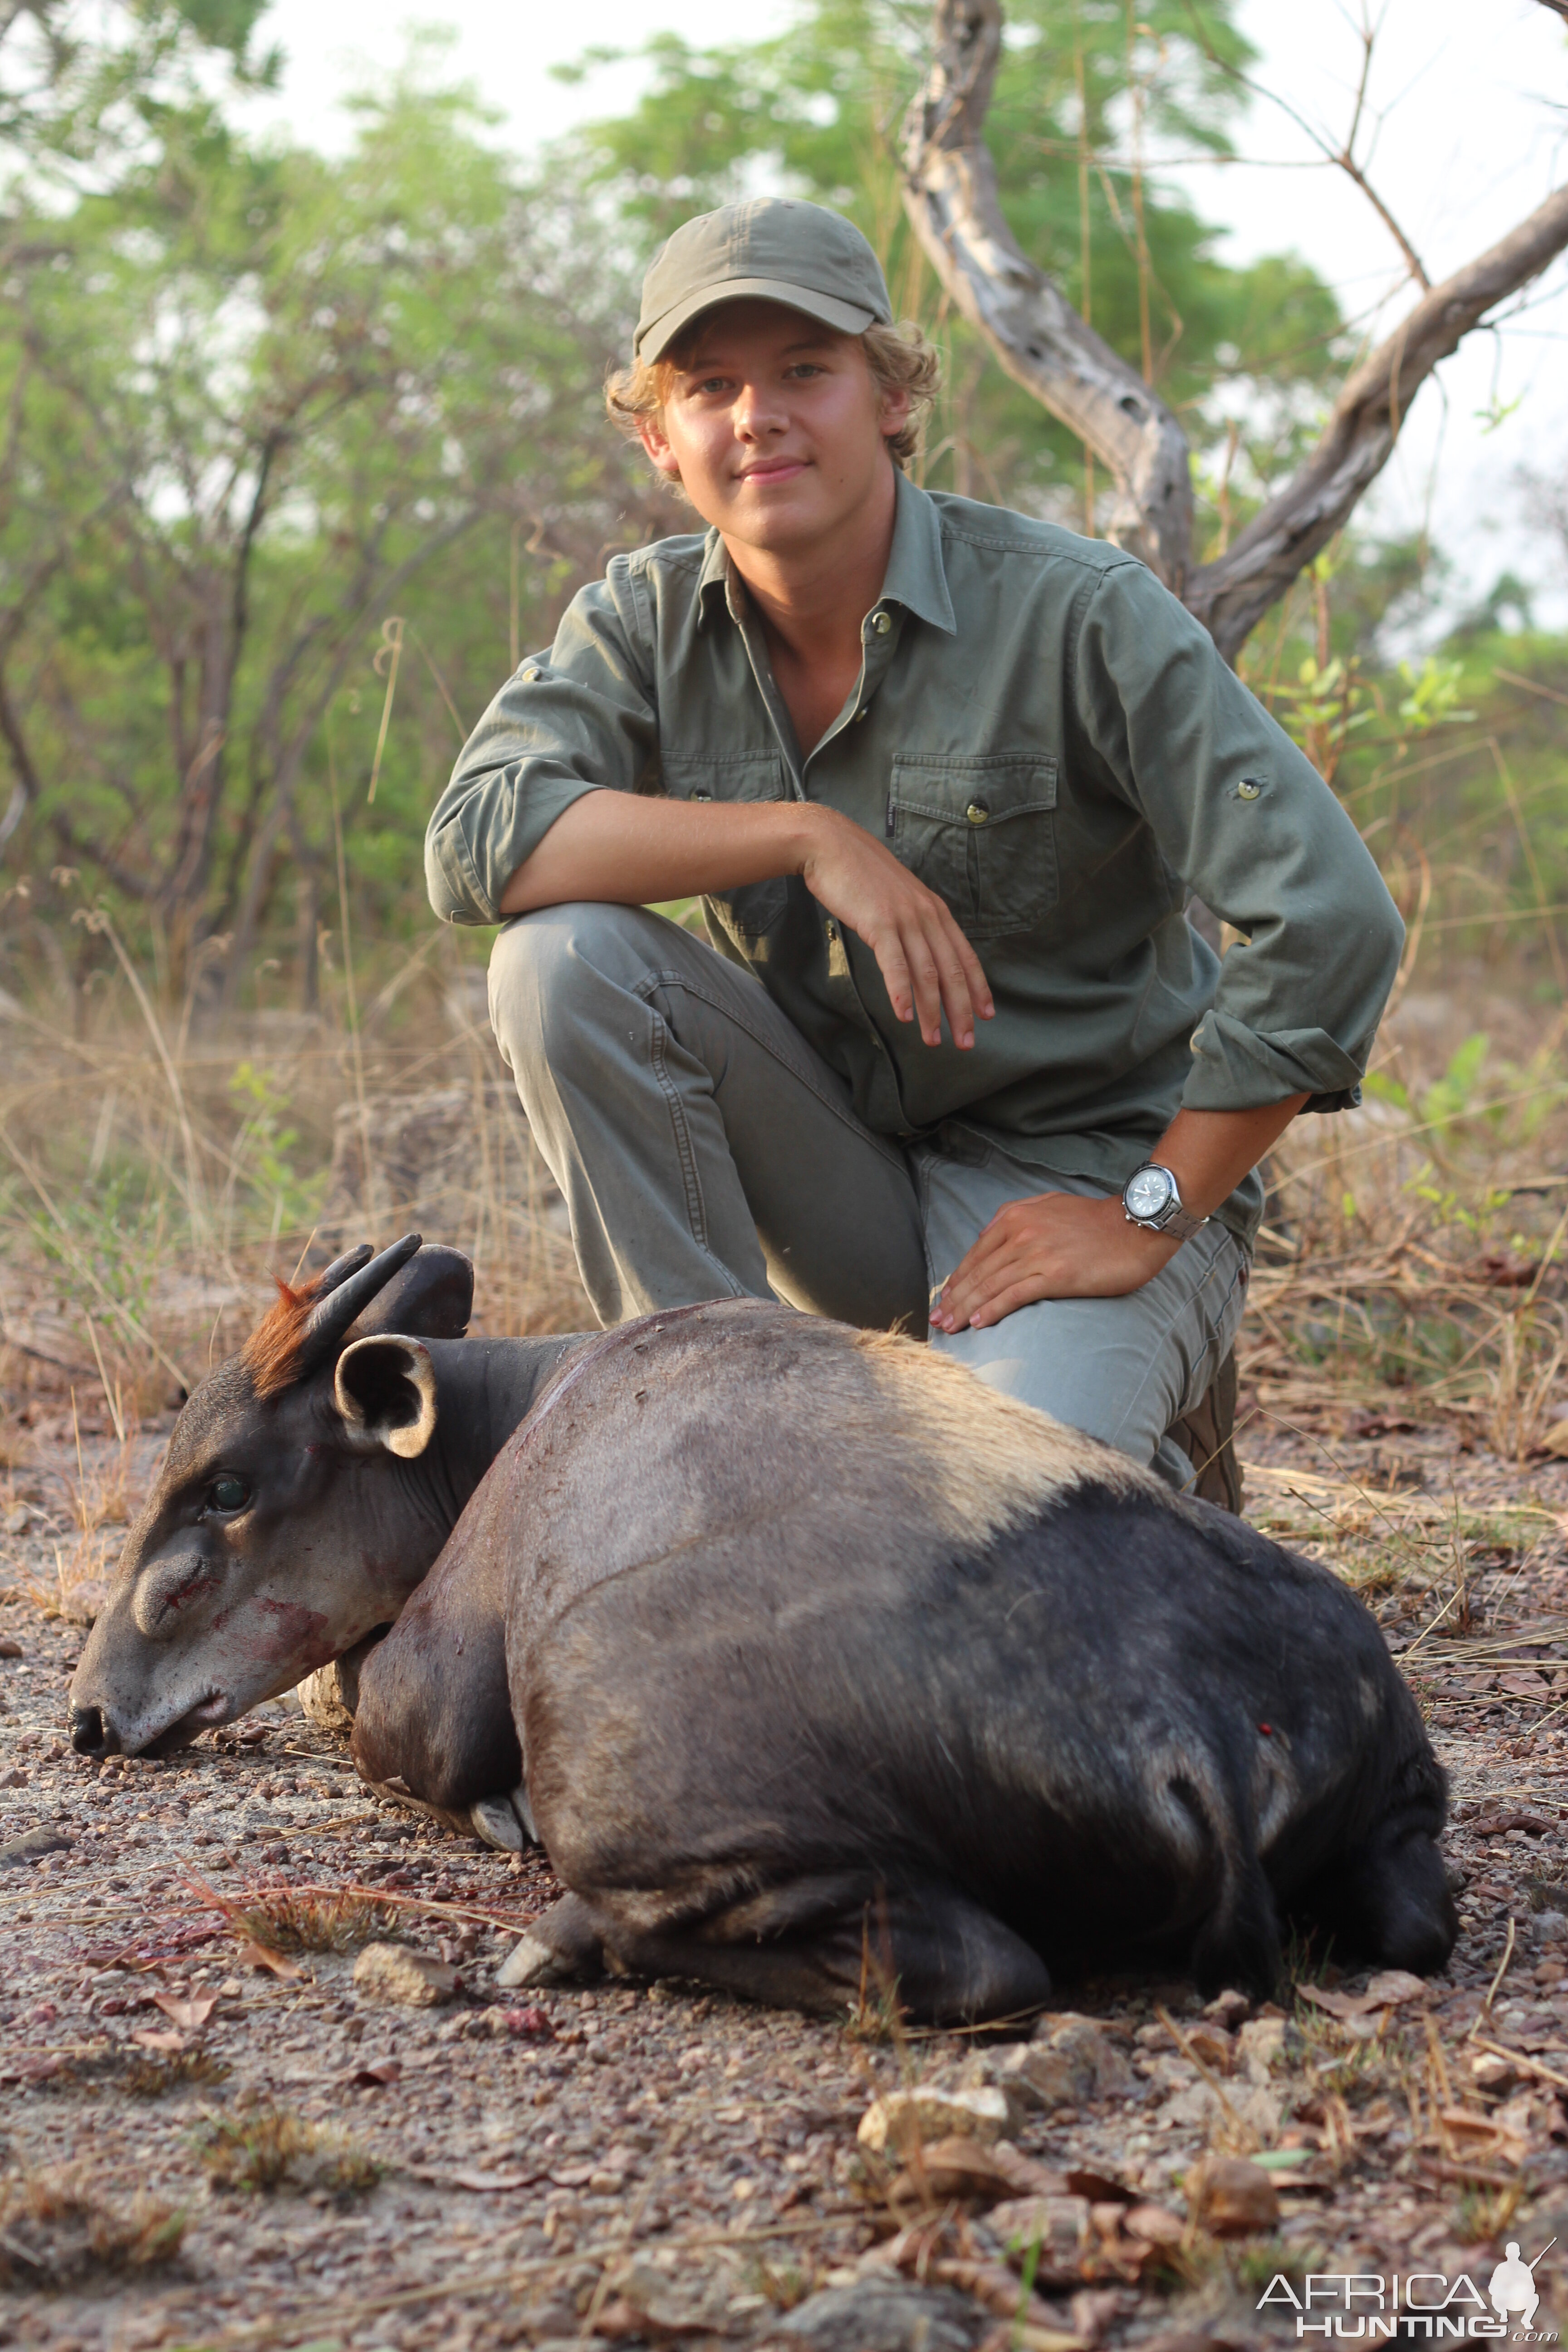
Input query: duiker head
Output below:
<box><xmin>68</xmin><ymin>1236</ymin><xmax>472</xmax><ymax>1757</ymax></box>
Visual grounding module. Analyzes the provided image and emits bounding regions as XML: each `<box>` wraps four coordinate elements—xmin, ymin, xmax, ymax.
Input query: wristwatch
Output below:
<box><xmin>1122</xmin><ymin>1161</ymin><xmax>1209</xmax><ymax>1243</ymax></box>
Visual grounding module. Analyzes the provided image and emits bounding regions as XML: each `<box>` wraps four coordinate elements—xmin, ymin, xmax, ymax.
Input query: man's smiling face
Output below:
<box><xmin>638</xmin><ymin>298</ymin><xmax>909</xmax><ymax>557</ymax></box>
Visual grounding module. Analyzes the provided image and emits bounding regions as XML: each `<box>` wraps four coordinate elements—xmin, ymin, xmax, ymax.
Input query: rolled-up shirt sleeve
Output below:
<box><xmin>424</xmin><ymin>569</ymin><xmax>659</xmax><ymax>926</ymax></box>
<box><xmin>1073</xmin><ymin>562</ymin><xmax>1404</xmax><ymax>1116</ymax></box>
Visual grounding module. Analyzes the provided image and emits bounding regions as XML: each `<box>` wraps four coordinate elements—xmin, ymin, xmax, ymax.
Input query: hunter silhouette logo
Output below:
<box><xmin>1488</xmin><ymin>2242</ymin><xmax>1553</xmax><ymax>2333</ymax></box>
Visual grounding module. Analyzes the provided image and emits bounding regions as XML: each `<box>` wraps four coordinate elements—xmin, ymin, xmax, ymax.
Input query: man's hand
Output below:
<box><xmin>798</xmin><ymin>805</ymin><xmax>992</xmax><ymax>1049</ymax></box>
<box><xmin>931</xmin><ymin>1192</ymin><xmax>1178</xmax><ymax>1332</ymax></box>
<box><xmin>931</xmin><ymin>1093</ymin><xmax>1312</xmax><ymax>1333</ymax></box>
<box><xmin>500</xmin><ymin>790</ymin><xmax>993</xmax><ymax>1049</ymax></box>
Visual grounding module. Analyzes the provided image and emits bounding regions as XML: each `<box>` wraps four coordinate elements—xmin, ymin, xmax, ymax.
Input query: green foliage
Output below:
<box><xmin>226</xmin><ymin>1061</ymin><xmax>326</xmax><ymax>1235</ymax></box>
<box><xmin>1395</xmin><ymin>655</ymin><xmax>1474</xmax><ymax>737</ymax></box>
<box><xmin>0</xmin><ymin>0</ymin><xmax>279</xmax><ymax>173</ymax></box>
<box><xmin>0</xmin><ymin>39</ymin><xmax>648</xmax><ymax>993</ymax></box>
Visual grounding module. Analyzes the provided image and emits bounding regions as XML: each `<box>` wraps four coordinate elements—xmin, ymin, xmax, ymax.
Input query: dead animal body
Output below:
<box><xmin>69</xmin><ymin>1237</ymin><xmax>1456</xmax><ymax>2022</ymax></box>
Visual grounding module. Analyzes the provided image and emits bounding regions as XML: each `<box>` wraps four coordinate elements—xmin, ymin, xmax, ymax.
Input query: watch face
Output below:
<box><xmin>1126</xmin><ymin>1165</ymin><xmax>1176</xmax><ymax>1221</ymax></box>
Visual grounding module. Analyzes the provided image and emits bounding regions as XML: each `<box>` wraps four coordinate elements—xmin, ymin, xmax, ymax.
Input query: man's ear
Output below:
<box><xmin>333</xmin><ymin>1336</ymin><xmax>438</xmax><ymax>1460</ymax></box>
<box><xmin>878</xmin><ymin>383</ymin><xmax>912</xmax><ymax>442</ymax></box>
<box><xmin>638</xmin><ymin>415</ymin><xmax>682</xmax><ymax>480</ymax></box>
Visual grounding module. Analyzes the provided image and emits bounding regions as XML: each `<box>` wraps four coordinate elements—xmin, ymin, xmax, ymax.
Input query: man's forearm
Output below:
<box><xmin>1149</xmin><ymin>1097</ymin><xmax>1310</xmax><ymax>1221</ymax></box>
<box><xmin>498</xmin><ymin>790</ymin><xmax>818</xmax><ymax>916</ymax></box>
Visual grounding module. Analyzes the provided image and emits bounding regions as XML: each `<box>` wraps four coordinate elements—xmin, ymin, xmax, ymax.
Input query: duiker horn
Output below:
<box><xmin>297</xmin><ymin>1232</ymin><xmax>423</xmax><ymax>1377</ymax></box>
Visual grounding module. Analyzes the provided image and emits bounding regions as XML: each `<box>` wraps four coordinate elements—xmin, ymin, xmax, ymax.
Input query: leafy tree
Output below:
<box><xmin>0</xmin><ymin>49</ymin><xmax>651</xmax><ymax>994</ymax></box>
<box><xmin>0</xmin><ymin>0</ymin><xmax>279</xmax><ymax>173</ymax></box>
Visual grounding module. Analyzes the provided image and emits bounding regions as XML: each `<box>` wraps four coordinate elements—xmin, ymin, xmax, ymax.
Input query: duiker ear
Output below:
<box><xmin>354</xmin><ymin>1244</ymin><xmax>473</xmax><ymax>1342</ymax></box>
<box><xmin>333</xmin><ymin>1336</ymin><xmax>438</xmax><ymax>1459</ymax></box>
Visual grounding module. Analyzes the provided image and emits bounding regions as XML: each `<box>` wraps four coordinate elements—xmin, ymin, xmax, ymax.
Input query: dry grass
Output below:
<box><xmin>194</xmin><ymin>2102</ymin><xmax>382</xmax><ymax>2197</ymax></box>
<box><xmin>2</xmin><ymin>906</ymin><xmax>1567</xmax><ymax>1505</ymax></box>
<box><xmin>230</xmin><ymin>1885</ymin><xmax>403</xmax><ymax>1954</ymax></box>
<box><xmin>0</xmin><ymin>931</ymin><xmax>591</xmax><ymax>1443</ymax></box>
<box><xmin>0</xmin><ymin>2166</ymin><xmax>186</xmax><ymax>2287</ymax></box>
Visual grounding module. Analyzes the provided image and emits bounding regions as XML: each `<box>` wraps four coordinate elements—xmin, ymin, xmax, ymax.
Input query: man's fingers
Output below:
<box><xmin>873</xmin><ymin>931</ymin><xmax>917</xmax><ymax>1027</ymax></box>
<box><xmin>965</xmin><ymin>1277</ymin><xmax>1054</xmax><ymax>1330</ymax></box>
<box><xmin>921</xmin><ymin>906</ymin><xmax>991</xmax><ymax>1049</ymax></box>
<box><xmin>935</xmin><ymin>1240</ymin><xmax>1040</xmax><ymax>1329</ymax></box>
<box><xmin>941</xmin><ymin>916</ymin><xmax>995</xmax><ymax>1029</ymax></box>
<box><xmin>902</xmin><ymin>927</ymin><xmax>949</xmax><ymax>1048</ymax></box>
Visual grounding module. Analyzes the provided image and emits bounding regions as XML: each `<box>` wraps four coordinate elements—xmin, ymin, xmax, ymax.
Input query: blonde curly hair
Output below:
<box><xmin>605</xmin><ymin>318</ymin><xmax>941</xmax><ymax>478</ymax></box>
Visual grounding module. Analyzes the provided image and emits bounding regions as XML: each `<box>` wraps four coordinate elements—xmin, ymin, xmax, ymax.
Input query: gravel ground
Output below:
<box><xmin>1</xmin><ymin>1399</ymin><xmax>1566</xmax><ymax>2352</ymax></box>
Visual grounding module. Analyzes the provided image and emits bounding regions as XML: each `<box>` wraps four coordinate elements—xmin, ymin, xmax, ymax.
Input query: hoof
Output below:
<box><xmin>497</xmin><ymin>1930</ymin><xmax>576</xmax><ymax>1990</ymax></box>
<box><xmin>296</xmin><ymin>1660</ymin><xmax>356</xmax><ymax>1733</ymax></box>
<box><xmin>470</xmin><ymin>1794</ymin><xmax>528</xmax><ymax>1852</ymax></box>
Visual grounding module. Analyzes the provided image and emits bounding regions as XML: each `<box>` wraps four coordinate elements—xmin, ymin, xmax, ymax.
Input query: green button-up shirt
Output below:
<box><xmin>426</xmin><ymin>474</ymin><xmax>1403</xmax><ymax>1245</ymax></box>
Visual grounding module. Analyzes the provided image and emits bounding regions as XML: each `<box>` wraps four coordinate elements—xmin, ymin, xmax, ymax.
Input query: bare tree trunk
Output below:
<box><xmin>902</xmin><ymin>0</ymin><xmax>1192</xmax><ymax>590</ymax></box>
<box><xmin>902</xmin><ymin>0</ymin><xmax>1568</xmax><ymax>655</ymax></box>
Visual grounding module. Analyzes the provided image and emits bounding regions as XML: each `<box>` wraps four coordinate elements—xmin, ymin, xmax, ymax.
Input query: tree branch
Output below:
<box><xmin>901</xmin><ymin>0</ymin><xmax>1194</xmax><ymax>590</ymax></box>
<box><xmin>1187</xmin><ymin>181</ymin><xmax>1568</xmax><ymax>659</ymax></box>
<box><xmin>1181</xmin><ymin>0</ymin><xmax>1430</xmax><ymax>291</ymax></box>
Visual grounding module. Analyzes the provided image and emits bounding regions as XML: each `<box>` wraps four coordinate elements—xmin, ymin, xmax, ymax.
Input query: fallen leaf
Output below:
<box><xmin>1064</xmin><ymin>2167</ymin><xmax>1132</xmax><ymax>2205</ymax></box>
<box><xmin>346</xmin><ymin>2060</ymin><xmax>402</xmax><ymax>2088</ymax></box>
<box><xmin>1122</xmin><ymin>2203</ymin><xmax>1185</xmax><ymax>2246</ymax></box>
<box><xmin>1473</xmin><ymin>1252</ymin><xmax>1537</xmax><ymax>1289</ymax></box>
<box><xmin>130</xmin><ymin>2028</ymin><xmax>186</xmax><ymax>2053</ymax></box>
<box><xmin>234</xmin><ymin>1936</ymin><xmax>305</xmax><ymax>1981</ymax></box>
<box><xmin>1362</xmin><ymin>1969</ymin><xmax>1428</xmax><ymax>2007</ymax></box>
<box><xmin>1183</xmin><ymin>2154</ymin><xmax>1279</xmax><ymax>2236</ymax></box>
<box><xmin>152</xmin><ymin>1992</ymin><xmax>217</xmax><ymax>2032</ymax></box>
<box><xmin>1295</xmin><ymin>1983</ymin><xmax>1382</xmax><ymax>2022</ymax></box>
<box><xmin>889</xmin><ymin>2135</ymin><xmax>1029</xmax><ymax>2208</ymax></box>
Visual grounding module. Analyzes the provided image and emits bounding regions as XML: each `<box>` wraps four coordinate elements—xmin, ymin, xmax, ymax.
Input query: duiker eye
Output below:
<box><xmin>210</xmin><ymin>1476</ymin><xmax>250</xmax><ymax>1515</ymax></box>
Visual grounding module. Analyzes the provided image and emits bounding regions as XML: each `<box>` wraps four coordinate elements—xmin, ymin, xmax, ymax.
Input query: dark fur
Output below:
<box><xmin>354</xmin><ymin>1300</ymin><xmax>1455</xmax><ymax>2022</ymax></box>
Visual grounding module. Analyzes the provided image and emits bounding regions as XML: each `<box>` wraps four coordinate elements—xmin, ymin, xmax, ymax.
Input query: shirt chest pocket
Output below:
<box><xmin>662</xmin><ymin>750</ymin><xmax>790</xmax><ymax>940</ymax></box>
<box><xmin>888</xmin><ymin>755</ymin><xmax>1058</xmax><ymax>941</ymax></box>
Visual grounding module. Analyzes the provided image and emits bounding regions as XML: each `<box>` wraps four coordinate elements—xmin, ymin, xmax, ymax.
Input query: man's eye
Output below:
<box><xmin>210</xmin><ymin>1476</ymin><xmax>250</xmax><ymax>1515</ymax></box>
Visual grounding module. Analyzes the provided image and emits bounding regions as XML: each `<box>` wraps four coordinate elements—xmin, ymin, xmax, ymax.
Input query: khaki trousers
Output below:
<box><xmin>488</xmin><ymin>903</ymin><xmax>1248</xmax><ymax>1485</ymax></box>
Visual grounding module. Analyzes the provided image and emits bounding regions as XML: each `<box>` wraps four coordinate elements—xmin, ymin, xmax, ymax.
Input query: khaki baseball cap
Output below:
<box><xmin>634</xmin><ymin>198</ymin><xmax>892</xmax><ymax>363</ymax></box>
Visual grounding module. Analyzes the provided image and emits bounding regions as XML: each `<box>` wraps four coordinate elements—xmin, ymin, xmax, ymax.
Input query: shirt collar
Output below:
<box><xmin>696</xmin><ymin>530</ymin><xmax>738</xmax><ymax>628</ymax></box>
<box><xmin>694</xmin><ymin>469</ymin><xmax>957</xmax><ymax>637</ymax></box>
<box><xmin>878</xmin><ymin>470</ymin><xmax>957</xmax><ymax>635</ymax></box>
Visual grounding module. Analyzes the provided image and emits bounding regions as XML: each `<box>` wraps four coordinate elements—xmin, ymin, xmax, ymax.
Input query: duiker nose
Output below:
<box><xmin>70</xmin><ymin>1705</ymin><xmax>106</xmax><ymax>1755</ymax></box>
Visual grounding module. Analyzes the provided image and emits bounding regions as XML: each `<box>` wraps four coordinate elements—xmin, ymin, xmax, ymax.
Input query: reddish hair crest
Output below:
<box><xmin>243</xmin><ymin>1271</ymin><xmax>328</xmax><ymax>1400</ymax></box>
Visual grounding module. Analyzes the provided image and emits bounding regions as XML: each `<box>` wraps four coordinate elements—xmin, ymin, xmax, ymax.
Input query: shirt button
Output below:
<box><xmin>522</xmin><ymin>665</ymin><xmax>542</xmax><ymax>682</ymax></box>
<box><xmin>689</xmin><ymin>788</ymin><xmax>713</xmax><ymax>801</ymax></box>
<box><xmin>965</xmin><ymin>800</ymin><xmax>990</xmax><ymax>826</ymax></box>
<box><xmin>1236</xmin><ymin>778</ymin><xmax>1262</xmax><ymax>799</ymax></box>
<box><xmin>870</xmin><ymin>611</ymin><xmax>892</xmax><ymax>636</ymax></box>
<box><xmin>824</xmin><ymin>919</ymin><xmax>838</xmax><ymax>943</ymax></box>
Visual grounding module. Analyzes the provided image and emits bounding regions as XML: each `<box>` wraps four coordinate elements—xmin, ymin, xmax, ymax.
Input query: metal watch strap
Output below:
<box><xmin>1154</xmin><ymin>1197</ymin><xmax>1208</xmax><ymax>1243</ymax></box>
<box><xmin>1123</xmin><ymin>1161</ymin><xmax>1209</xmax><ymax>1244</ymax></box>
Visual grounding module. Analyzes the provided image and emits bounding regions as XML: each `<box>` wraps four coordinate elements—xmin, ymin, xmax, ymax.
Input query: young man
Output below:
<box><xmin>426</xmin><ymin>198</ymin><xmax>1402</xmax><ymax>1491</ymax></box>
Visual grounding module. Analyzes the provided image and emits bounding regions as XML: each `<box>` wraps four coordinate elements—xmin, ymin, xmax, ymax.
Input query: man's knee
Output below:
<box><xmin>488</xmin><ymin>902</ymin><xmax>677</xmax><ymax>1065</ymax></box>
